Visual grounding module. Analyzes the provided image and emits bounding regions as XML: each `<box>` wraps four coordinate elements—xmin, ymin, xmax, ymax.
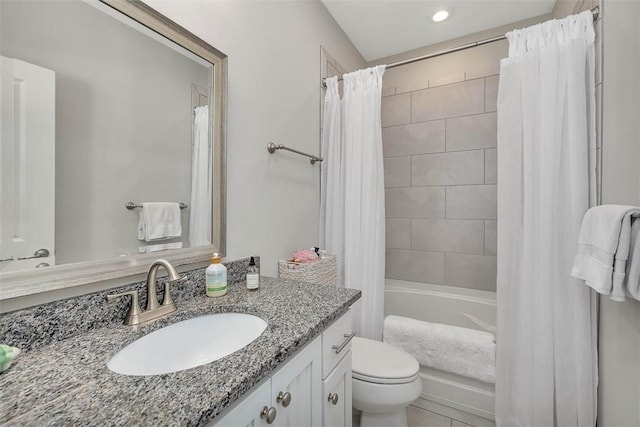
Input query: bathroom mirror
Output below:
<box><xmin>0</xmin><ymin>0</ymin><xmax>227</xmax><ymax>299</ymax></box>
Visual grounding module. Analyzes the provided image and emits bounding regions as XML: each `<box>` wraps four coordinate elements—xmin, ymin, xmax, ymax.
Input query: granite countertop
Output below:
<box><xmin>0</xmin><ymin>276</ymin><xmax>360</xmax><ymax>426</ymax></box>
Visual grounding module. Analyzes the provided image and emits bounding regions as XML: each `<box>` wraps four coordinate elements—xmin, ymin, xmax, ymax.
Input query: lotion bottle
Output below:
<box><xmin>246</xmin><ymin>256</ymin><xmax>259</xmax><ymax>290</ymax></box>
<box><xmin>206</xmin><ymin>253</ymin><xmax>227</xmax><ymax>297</ymax></box>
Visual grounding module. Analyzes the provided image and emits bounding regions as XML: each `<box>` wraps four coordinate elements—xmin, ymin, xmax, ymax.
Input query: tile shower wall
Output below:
<box><xmin>381</xmin><ymin>42</ymin><xmax>506</xmax><ymax>292</ymax></box>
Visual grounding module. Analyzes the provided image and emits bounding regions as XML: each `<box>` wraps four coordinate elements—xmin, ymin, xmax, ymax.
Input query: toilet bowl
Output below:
<box><xmin>351</xmin><ymin>337</ymin><xmax>422</xmax><ymax>427</ymax></box>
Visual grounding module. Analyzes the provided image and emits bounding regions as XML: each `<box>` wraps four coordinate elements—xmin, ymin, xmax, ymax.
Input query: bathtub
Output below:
<box><xmin>384</xmin><ymin>279</ymin><xmax>497</xmax><ymax>420</ymax></box>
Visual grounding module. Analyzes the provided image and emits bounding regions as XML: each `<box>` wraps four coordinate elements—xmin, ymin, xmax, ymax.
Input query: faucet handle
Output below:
<box><xmin>107</xmin><ymin>290</ymin><xmax>143</xmax><ymax>325</ymax></box>
<box><xmin>161</xmin><ymin>275</ymin><xmax>186</xmax><ymax>307</ymax></box>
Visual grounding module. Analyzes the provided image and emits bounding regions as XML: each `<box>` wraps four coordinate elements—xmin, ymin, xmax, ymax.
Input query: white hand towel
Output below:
<box><xmin>624</xmin><ymin>218</ymin><xmax>640</xmax><ymax>300</ymax></box>
<box><xmin>610</xmin><ymin>213</ymin><xmax>633</xmax><ymax>301</ymax></box>
<box><xmin>571</xmin><ymin>205</ymin><xmax>640</xmax><ymax>297</ymax></box>
<box><xmin>137</xmin><ymin>202</ymin><xmax>182</xmax><ymax>242</ymax></box>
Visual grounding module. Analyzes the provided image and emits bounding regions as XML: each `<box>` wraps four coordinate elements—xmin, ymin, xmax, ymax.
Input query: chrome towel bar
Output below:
<box><xmin>267</xmin><ymin>142</ymin><xmax>323</xmax><ymax>165</ymax></box>
<box><xmin>126</xmin><ymin>202</ymin><xmax>188</xmax><ymax>210</ymax></box>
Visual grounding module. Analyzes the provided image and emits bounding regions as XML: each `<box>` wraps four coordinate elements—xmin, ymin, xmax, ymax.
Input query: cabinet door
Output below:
<box><xmin>212</xmin><ymin>380</ymin><xmax>271</xmax><ymax>427</ymax></box>
<box><xmin>271</xmin><ymin>336</ymin><xmax>322</xmax><ymax>427</ymax></box>
<box><xmin>323</xmin><ymin>351</ymin><xmax>352</xmax><ymax>427</ymax></box>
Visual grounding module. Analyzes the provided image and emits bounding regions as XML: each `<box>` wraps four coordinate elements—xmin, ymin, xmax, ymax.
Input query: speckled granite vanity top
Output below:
<box><xmin>0</xmin><ymin>268</ymin><xmax>360</xmax><ymax>426</ymax></box>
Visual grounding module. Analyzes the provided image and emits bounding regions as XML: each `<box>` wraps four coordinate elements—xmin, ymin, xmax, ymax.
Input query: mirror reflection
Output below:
<box><xmin>0</xmin><ymin>0</ymin><xmax>218</xmax><ymax>274</ymax></box>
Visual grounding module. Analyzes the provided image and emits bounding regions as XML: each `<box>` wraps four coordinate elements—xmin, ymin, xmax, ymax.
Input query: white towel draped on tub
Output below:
<box><xmin>383</xmin><ymin>315</ymin><xmax>496</xmax><ymax>384</ymax></box>
<box><xmin>571</xmin><ymin>205</ymin><xmax>640</xmax><ymax>301</ymax></box>
<box><xmin>137</xmin><ymin>202</ymin><xmax>182</xmax><ymax>241</ymax></box>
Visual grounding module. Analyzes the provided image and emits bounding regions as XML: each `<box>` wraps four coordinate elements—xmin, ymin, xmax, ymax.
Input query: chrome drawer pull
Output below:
<box><xmin>328</xmin><ymin>393</ymin><xmax>339</xmax><ymax>405</ymax></box>
<box><xmin>276</xmin><ymin>391</ymin><xmax>292</xmax><ymax>407</ymax></box>
<box><xmin>260</xmin><ymin>406</ymin><xmax>277</xmax><ymax>424</ymax></box>
<box><xmin>332</xmin><ymin>332</ymin><xmax>355</xmax><ymax>354</ymax></box>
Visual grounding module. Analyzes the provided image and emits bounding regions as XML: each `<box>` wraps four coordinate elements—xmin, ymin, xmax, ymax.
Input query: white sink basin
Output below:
<box><xmin>107</xmin><ymin>313</ymin><xmax>267</xmax><ymax>376</ymax></box>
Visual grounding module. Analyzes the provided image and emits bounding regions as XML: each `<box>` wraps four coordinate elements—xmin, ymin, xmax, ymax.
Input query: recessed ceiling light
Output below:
<box><xmin>432</xmin><ymin>7</ymin><xmax>452</xmax><ymax>22</ymax></box>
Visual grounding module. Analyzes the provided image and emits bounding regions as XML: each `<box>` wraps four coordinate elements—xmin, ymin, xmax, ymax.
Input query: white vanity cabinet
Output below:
<box><xmin>321</xmin><ymin>310</ymin><xmax>353</xmax><ymax>427</ymax></box>
<box><xmin>213</xmin><ymin>337</ymin><xmax>322</xmax><ymax>427</ymax></box>
<box><xmin>212</xmin><ymin>310</ymin><xmax>353</xmax><ymax>427</ymax></box>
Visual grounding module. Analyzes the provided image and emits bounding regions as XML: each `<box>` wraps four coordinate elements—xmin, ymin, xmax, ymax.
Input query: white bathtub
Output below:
<box><xmin>384</xmin><ymin>279</ymin><xmax>497</xmax><ymax>420</ymax></box>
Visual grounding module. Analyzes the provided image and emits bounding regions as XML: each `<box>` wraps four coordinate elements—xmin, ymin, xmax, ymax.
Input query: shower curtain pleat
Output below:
<box><xmin>320</xmin><ymin>77</ymin><xmax>345</xmax><ymax>287</ymax></box>
<box><xmin>320</xmin><ymin>66</ymin><xmax>386</xmax><ymax>339</ymax></box>
<box><xmin>495</xmin><ymin>11</ymin><xmax>598</xmax><ymax>427</ymax></box>
<box><xmin>189</xmin><ymin>105</ymin><xmax>211</xmax><ymax>246</ymax></box>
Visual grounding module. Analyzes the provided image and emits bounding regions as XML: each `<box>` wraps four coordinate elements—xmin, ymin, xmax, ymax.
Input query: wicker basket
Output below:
<box><xmin>278</xmin><ymin>254</ymin><xmax>337</xmax><ymax>286</ymax></box>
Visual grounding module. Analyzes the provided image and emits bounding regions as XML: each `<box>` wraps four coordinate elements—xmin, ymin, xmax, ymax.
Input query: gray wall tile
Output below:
<box><xmin>412</xmin><ymin>219</ymin><xmax>484</xmax><ymax>254</ymax></box>
<box><xmin>382</xmin><ymin>53</ymin><xmax>501</xmax><ymax>291</ymax></box>
<box><xmin>382</xmin><ymin>93</ymin><xmax>411</xmax><ymax>127</ymax></box>
<box><xmin>446</xmin><ymin>185</ymin><xmax>497</xmax><ymax>219</ymax></box>
<box><xmin>386</xmin><ymin>219</ymin><xmax>411</xmax><ymax>249</ymax></box>
<box><xmin>384</xmin><ymin>156</ymin><xmax>411</xmax><ymax>187</ymax></box>
<box><xmin>484</xmin><ymin>220</ymin><xmax>497</xmax><ymax>256</ymax></box>
<box><xmin>383</xmin><ymin>63</ymin><xmax>429</xmax><ymax>95</ymax></box>
<box><xmin>383</xmin><ymin>121</ymin><xmax>445</xmax><ymax>157</ymax></box>
<box><xmin>382</xmin><ymin>85</ymin><xmax>397</xmax><ymax>97</ymax></box>
<box><xmin>412</xmin><ymin>150</ymin><xmax>485</xmax><ymax>186</ymax></box>
<box><xmin>463</xmin><ymin>40</ymin><xmax>506</xmax><ymax>80</ymax></box>
<box><xmin>386</xmin><ymin>187</ymin><xmax>445</xmax><ymax>218</ymax></box>
<box><xmin>445</xmin><ymin>253</ymin><xmax>497</xmax><ymax>291</ymax></box>
<box><xmin>485</xmin><ymin>75</ymin><xmax>499</xmax><ymax>113</ymax></box>
<box><xmin>386</xmin><ymin>249</ymin><xmax>445</xmax><ymax>284</ymax></box>
<box><xmin>485</xmin><ymin>148</ymin><xmax>497</xmax><ymax>184</ymax></box>
<box><xmin>412</xmin><ymin>79</ymin><xmax>485</xmax><ymax>122</ymax></box>
<box><xmin>446</xmin><ymin>113</ymin><xmax>497</xmax><ymax>152</ymax></box>
<box><xmin>429</xmin><ymin>72</ymin><xmax>465</xmax><ymax>88</ymax></box>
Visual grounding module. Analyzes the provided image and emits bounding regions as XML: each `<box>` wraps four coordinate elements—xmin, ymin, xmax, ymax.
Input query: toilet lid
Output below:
<box><xmin>351</xmin><ymin>337</ymin><xmax>420</xmax><ymax>384</ymax></box>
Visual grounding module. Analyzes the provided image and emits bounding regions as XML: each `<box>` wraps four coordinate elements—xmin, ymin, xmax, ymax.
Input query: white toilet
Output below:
<box><xmin>351</xmin><ymin>337</ymin><xmax>422</xmax><ymax>427</ymax></box>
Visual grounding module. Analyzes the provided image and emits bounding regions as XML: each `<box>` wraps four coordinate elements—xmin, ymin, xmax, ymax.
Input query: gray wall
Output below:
<box><xmin>598</xmin><ymin>0</ymin><xmax>640</xmax><ymax>425</ymax></box>
<box><xmin>0</xmin><ymin>1</ymin><xmax>210</xmax><ymax>263</ymax></box>
<box><xmin>381</xmin><ymin>41</ymin><xmax>506</xmax><ymax>292</ymax></box>
<box><xmin>147</xmin><ymin>0</ymin><xmax>366</xmax><ymax>277</ymax></box>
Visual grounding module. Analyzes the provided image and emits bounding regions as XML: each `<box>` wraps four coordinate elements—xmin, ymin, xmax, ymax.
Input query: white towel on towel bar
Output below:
<box><xmin>624</xmin><ymin>218</ymin><xmax>640</xmax><ymax>299</ymax></box>
<box><xmin>137</xmin><ymin>202</ymin><xmax>182</xmax><ymax>242</ymax></box>
<box><xmin>571</xmin><ymin>205</ymin><xmax>640</xmax><ymax>300</ymax></box>
<box><xmin>383</xmin><ymin>315</ymin><xmax>496</xmax><ymax>384</ymax></box>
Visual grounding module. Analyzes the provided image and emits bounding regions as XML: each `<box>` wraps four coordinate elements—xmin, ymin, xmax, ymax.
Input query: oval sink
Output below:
<box><xmin>107</xmin><ymin>313</ymin><xmax>267</xmax><ymax>376</ymax></box>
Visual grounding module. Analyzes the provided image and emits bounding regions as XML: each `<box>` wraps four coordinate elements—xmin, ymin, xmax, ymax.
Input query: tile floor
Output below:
<box><xmin>354</xmin><ymin>399</ymin><xmax>496</xmax><ymax>427</ymax></box>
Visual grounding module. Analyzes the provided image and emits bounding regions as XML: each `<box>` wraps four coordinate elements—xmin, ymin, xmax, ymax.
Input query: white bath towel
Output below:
<box><xmin>383</xmin><ymin>315</ymin><xmax>496</xmax><ymax>384</ymax></box>
<box><xmin>624</xmin><ymin>218</ymin><xmax>640</xmax><ymax>300</ymax></box>
<box><xmin>137</xmin><ymin>202</ymin><xmax>182</xmax><ymax>242</ymax></box>
<box><xmin>571</xmin><ymin>205</ymin><xmax>640</xmax><ymax>299</ymax></box>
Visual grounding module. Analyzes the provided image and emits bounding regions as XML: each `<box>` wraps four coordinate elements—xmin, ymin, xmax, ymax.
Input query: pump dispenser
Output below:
<box><xmin>246</xmin><ymin>257</ymin><xmax>259</xmax><ymax>290</ymax></box>
<box><xmin>205</xmin><ymin>253</ymin><xmax>227</xmax><ymax>297</ymax></box>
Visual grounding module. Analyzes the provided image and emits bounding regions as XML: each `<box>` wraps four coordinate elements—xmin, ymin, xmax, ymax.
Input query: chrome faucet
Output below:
<box><xmin>107</xmin><ymin>259</ymin><xmax>186</xmax><ymax>325</ymax></box>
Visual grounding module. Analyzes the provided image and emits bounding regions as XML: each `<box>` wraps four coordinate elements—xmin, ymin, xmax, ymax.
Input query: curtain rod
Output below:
<box><xmin>321</xmin><ymin>5</ymin><xmax>599</xmax><ymax>89</ymax></box>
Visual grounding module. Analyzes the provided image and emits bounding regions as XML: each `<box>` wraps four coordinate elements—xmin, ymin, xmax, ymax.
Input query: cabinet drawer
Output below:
<box><xmin>322</xmin><ymin>310</ymin><xmax>354</xmax><ymax>378</ymax></box>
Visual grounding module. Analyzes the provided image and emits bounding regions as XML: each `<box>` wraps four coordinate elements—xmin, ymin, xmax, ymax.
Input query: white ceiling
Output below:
<box><xmin>321</xmin><ymin>0</ymin><xmax>556</xmax><ymax>61</ymax></box>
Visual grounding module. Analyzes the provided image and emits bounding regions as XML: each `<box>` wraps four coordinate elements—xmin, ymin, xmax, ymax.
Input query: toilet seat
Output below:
<box><xmin>351</xmin><ymin>337</ymin><xmax>420</xmax><ymax>385</ymax></box>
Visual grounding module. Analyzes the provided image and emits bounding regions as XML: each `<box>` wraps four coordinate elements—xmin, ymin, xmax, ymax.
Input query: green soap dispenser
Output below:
<box><xmin>206</xmin><ymin>253</ymin><xmax>227</xmax><ymax>297</ymax></box>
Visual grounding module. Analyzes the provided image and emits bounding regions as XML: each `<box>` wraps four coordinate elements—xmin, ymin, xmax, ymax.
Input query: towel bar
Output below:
<box><xmin>267</xmin><ymin>141</ymin><xmax>323</xmax><ymax>165</ymax></box>
<box><xmin>126</xmin><ymin>202</ymin><xmax>188</xmax><ymax>210</ymax></box>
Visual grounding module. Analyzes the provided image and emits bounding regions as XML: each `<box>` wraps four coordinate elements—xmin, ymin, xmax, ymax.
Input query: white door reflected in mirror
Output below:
<box><xmin>0</xmin><ymin>56</ymin><xmax>55</xmax><ymax>273</ymax></box>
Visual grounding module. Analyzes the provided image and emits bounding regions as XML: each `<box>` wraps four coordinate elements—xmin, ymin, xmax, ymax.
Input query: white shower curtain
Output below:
<box><xmin>189</xmin><ymin>105</ymin><xmax>211</xmax><ymax>246</ymax></box>
<box><xmin>320</xmin><ymin>77</ymin><xmax>345</xmax><ymax>287</ymax></box>
<box><xmin>496</xmin><ymin>11</ymin><xmax>598</xmax><ymax>427</ymax></box>
<box><xmin>320</xmin><ymin>65</ymin><xmax>386</xmax><ymax>339</ymax></box>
